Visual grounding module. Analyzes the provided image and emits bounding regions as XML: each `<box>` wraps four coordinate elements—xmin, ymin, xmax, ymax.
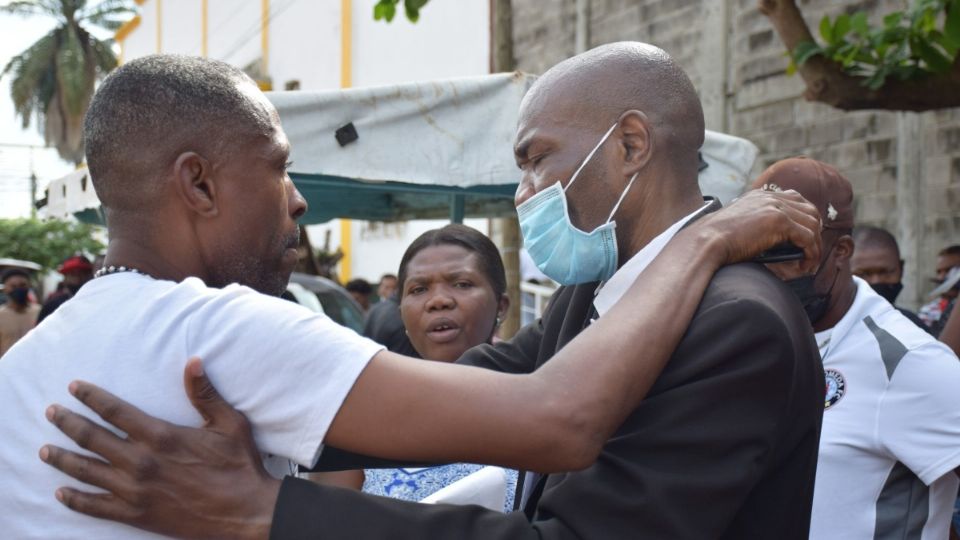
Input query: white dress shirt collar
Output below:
<box><xmin>593</xmin><ymin>201</ymin><xmax>713</xmax><ymax>318</ymax></box>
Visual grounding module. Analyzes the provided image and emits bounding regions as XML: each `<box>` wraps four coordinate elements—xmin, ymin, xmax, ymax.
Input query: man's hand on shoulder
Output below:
<box><xmin>686</xmin><ymin>189</ymin><xmax>822</xmax><ymax>273</ymax></box>
<box><xmin>39</xmin><ymin>358</ymin><xmax>278</xmax><ymax>540</ymax></box>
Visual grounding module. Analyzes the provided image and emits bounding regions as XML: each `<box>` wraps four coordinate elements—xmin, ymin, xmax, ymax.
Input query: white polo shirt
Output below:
<box><xmin>810</xmin><ymin>277</ymin><xmax>960</xmax><ymax>539</ymax></box>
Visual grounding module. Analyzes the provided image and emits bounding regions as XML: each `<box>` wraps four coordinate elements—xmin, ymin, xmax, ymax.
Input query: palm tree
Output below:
<box><xmin>1</xmin><ymin>0</ymin><xmax>135</xmax><ymax>164</ymax></box>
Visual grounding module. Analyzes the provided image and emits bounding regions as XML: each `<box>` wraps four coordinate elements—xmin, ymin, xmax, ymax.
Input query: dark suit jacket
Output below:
<box><xmin>362</xmin><ymin>294</ymin><xmax>418</xmax><ymax>357</ymax></box>
<box><xmin>273</xmin><ymin>264</ymin><xmax>824</xmax><ymax>539</ymax></box>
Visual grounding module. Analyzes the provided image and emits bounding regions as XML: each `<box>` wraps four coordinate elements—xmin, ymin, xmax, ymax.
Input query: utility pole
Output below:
<box><xmin>29</xmin><ymin>173</ymin><xmax>37</xmax><ymax>218</ymax></box>
<box><xmin>28</xmin><ymin>146</ymin><xmax>37</xmax><ymax>218</ymax></box>
<box><xmin>490</xmin><ymin>0</ymin><xmax>522</xmax><ymax>339</ymax></box>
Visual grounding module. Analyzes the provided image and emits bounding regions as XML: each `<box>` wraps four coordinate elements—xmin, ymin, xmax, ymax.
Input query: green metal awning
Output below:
<box><xmin>292</xmin><ymin>174</ymin><xmax>517</xmax><ymax>223</ymax></box>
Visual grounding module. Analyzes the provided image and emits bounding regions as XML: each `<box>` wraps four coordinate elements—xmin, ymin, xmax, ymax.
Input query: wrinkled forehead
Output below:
<box><xmin>515</xmin><ymin>84</ymin><xmax>595</xmax><ymax>150</ymax></box>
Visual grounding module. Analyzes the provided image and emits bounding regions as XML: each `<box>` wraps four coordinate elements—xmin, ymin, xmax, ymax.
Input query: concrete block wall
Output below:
<box><xmin>510</xmin><ymin>0</ymin><xmax>959</xmax><ymax>308</ymax></box>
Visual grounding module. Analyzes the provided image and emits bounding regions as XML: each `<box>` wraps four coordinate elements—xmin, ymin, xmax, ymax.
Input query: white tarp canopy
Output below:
<box><xmin>271</xmin><ymin>72</ymin><xmax>534</xmax><ymax>189</ymax></box>
<box><xmin>44</xmin><ymin>72</ymin><xmax>759</xmax><ymax>224</ymax></box>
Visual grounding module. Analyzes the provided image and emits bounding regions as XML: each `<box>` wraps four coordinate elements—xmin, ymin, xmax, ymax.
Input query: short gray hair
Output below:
<box><xmin>84</xmin><ymin>54</ymin><xmax>273</xmax><ymax>211</ymax></box>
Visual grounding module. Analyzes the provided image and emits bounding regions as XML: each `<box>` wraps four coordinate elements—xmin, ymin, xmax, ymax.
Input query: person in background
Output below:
<box><xmin>919</xmin><ymin>245</ymin><xmax>960</xmax><ymax>334</ymax></box>
<box><xmin>0</xmin><ymin>268</ymin><xmax>40</xmax><ymax>357</ymax></box>
<box><xmin>361</xmin><ymin>290</ymin><xmax>417</xmax><ymax>356</ymax></box>
<box><xmin>345</xmin><ymin>278</ymin><xmax>373</xmax><ymax>311</ymax></box>
<box><xmin>753</xmin><ymin>157</ymin><xmax>960</xmax><ymax>540</ymax></box>
<box><xmin>850</xmin><ymin>226</ymin><xmax>930</xmax><ymax>333</ymax></box>
<box><xmin>377</xmin><ymin>273</ymin><xmax>398</xmax><ymax>301</ymax></box>
<box><xmin>360</xmin><ymin>224</ymin><xmax>516</xmax><ymax>510</ymax></box>
<box><xmin>37</xmin><ymin>255</ymin><xmax>95</xmax><ymax>324</ymax></box>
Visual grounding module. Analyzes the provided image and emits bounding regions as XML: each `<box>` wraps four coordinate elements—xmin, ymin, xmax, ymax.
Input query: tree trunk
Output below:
<box><xmin>490</xmin><ymin>0</ymin><xmax>522</xmax><ymax>339</ymax></box>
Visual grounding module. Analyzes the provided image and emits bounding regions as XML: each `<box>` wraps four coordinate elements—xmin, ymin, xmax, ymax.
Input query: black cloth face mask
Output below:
<box><xmin>869</xmin><ymin>282</ymin><xmax>903</xmax><ymax>304</ymax></box>
<box><xmin>7</xmin><ymin>287</ymin><xmax>29</xmax><ymax>306</ymax></box>
<box><xmin>784</xmin><ymin>243</ymin><xmax>838</xmax><ymax>324</ymax></box>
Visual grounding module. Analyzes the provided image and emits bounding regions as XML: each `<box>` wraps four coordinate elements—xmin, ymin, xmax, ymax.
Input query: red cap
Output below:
<box><xmin>58</xmin><ymin>255</ymin><xmax>93</xmax><ymax>275</ymax></box>
<box><xmin>751</xmin><ymin>156</ymin><xmax>854</xmax><ymax>230</ymax></box>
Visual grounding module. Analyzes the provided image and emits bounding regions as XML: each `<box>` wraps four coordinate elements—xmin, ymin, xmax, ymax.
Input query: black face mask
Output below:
<box><xmin>7</xmin><ymin>287</ymin><xmax>29</xmax><ymax>306</ymax></box>
<box><xmin>784</xmin><ymin>243</ymin><xmax>838</xmax><ymax>324</ymax></box>
<box><xmin>65</xmin><ymin>282</ymin><xmax>83</xmax><ymax>296</ymax></box>
<box><xmin>870</xmin><ymin>282</ymin><xmax>903</xmax><ymax>304</ymax></box>
<box><xmin>785</xmin><ymin>274</ymin><xmax>831</xmax><ymax>323</ymax></box>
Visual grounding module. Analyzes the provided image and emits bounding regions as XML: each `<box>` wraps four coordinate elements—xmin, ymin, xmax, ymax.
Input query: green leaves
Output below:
<box><xmin>373</xmin><ymin>1</ymin><xmax>396</xmax><ymax>22</ymax></box>
<box><xmin>792</xmin><ymin>0</ymin><xmax>960</xmax><ymax>89</ymax></box>
<box><xmin>56</xmin><ymin>24</ymin><xmax>91</xmax><ymax>116</ymax></box>
<box><xmin>0</xmin><ymin>0</ymin><xmax>131</xmax><ymax>163</ymax></box>
<box><xmin>5</xmin><ymin>29</ymin><xmax>58</xmax><ymax>128</ymax></box>
<box><xmin>0</xmin><ymin>217</ymin><xmax>103</xmax><ymax>273</ymax></box>
<box><xmin>373</xmin><ymin>0</ymin><xmax>429</xmax><ymax>23</ymax></box>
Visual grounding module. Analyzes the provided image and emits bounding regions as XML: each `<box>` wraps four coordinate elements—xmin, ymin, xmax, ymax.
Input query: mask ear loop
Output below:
<box><xmin>563</xmin><ymin>122</ymin><xmax>619</xmax><ymax>194</ymax></box>
<box><xmin>606</xmin><ymin>172</ymin><xmax>639</xmax><ymax>223</ymax></box>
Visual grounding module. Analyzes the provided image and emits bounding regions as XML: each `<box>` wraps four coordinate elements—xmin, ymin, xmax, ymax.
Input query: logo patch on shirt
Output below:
<box><xmin>824</xmin><ymin>369</ymin><xmax>846</xmax><ymax>409</ymax></box>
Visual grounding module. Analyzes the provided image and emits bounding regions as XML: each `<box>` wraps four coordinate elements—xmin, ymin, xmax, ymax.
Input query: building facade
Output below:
<box><xmin>510</xmin><ymin>0</ymin><xmax>959</xmax><ymax>309</ymax></box>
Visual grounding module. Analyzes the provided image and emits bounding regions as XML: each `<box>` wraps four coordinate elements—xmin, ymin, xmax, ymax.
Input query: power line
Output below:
<box><xmin>219</xmin><ymin>0</ymin><xmax>300</xmax><ymax>67</ymax></box>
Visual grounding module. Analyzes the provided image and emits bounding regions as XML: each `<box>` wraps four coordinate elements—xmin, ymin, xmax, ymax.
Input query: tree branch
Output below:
<box><xmin>759</xmin><ymin>0</ymin><xmax>960</xmax><ymax>112</ymax></box>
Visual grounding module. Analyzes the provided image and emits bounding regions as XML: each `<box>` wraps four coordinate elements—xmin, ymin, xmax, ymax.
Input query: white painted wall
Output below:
<box><xmin>352</xmin><ymin>0</ymin><xmax>490</xmax><ymax>87</ymax></box>
<box><xmin>208</xmin><ymin>0</ymin><xmax>261</xmax><ymax>70</ymax></box>
<box><xmin>119</xmin><ymin>0</ymin><xmax>494</xmax><ymax>285</ymax></box>
<box><xmin>269</xmin><ymin>1</ymin><xmax>342</xmax><ymax>90</ymax></box>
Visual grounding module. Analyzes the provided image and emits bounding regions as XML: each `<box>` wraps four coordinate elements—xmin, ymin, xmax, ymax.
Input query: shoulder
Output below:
<box><xmin>867</xmin><ymin>304</ymin><xmax>950</xmax><ymax>355</ymax></box>
<box><xmin>679</xmin><ymin>264</ymin><xmax>817</xmax><ymax>370</ymax></box>
<box><xmin>865</xmin><ymin>308</ymin><xmax>960</xmax><ymax>382</ymax></box>
<box><xmin>698</xmin><ymin>263</ymin><xmax>800</xmax><ymax>324</ymax></box>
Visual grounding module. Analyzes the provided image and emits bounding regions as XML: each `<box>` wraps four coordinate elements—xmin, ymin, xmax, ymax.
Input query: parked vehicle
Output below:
<box><xmin>287</xmin><ymin>273</ymin><xmax>365</xmax><ymax>334</ymax></box>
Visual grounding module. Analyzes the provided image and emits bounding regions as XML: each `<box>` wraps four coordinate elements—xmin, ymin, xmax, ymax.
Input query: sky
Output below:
<box><xmin>0</xmin><ymin>5</ymin><xmax>93</xmax><ymax>219</ymax></box>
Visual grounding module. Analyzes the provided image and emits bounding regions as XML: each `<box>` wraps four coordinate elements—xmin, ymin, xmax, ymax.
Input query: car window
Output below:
<box><xmin>316</xmin><ymin>291</ymin><xmax>364</xmax><ymax>334</ymax></box>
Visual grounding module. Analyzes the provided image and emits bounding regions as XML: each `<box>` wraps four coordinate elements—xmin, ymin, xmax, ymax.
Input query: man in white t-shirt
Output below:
<box><xmin>754</xmin><ymin>157</ymin><xmax>960</xmax><ymax>540</ymax></box>
<box><xmin>0</xmin><ymin>55</ymin><xmax>824</xmax><ymax>538</ymax></box>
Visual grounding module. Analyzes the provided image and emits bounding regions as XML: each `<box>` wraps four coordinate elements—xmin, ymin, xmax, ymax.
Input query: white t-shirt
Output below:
<box><xmin>810</xmin><ymin>276</ymin><xmax>960</xmax><ymax>540</ymax></box>
<box><xmin>0</xmin><ymin>273</ymin><xmax>382</xmax><ymax>539</ymax></box>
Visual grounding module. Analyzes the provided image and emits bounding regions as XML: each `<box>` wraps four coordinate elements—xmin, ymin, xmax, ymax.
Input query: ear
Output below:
<box><xmin>617</xmin><ymin>109</ymin><xmax>654</xmax><ymax>178</ymax></box>
<box><xmin>834</xmin><ymin>235</ymin><xmax>855</xmax><ymax>264</ymax></box>
<box><xmin>173</xmin><ymin>151</ymin><xmax>218</xmax><ymax>217</ymax></box>
<box><xmin>497</xmin><ymin>294</ymin><xmax>510</xmax><ymax>323</ymax></box>
<box><xmin>899</xmin><ymin>258</ymin><xmax>905</xmax><ymax>272</ymax></box>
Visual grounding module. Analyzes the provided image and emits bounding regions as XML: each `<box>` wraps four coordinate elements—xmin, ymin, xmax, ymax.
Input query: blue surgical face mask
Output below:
<box><xmin>516</xmin><ymin>122</ymin><xmax>639</xmax><ymax>285</ymax></box>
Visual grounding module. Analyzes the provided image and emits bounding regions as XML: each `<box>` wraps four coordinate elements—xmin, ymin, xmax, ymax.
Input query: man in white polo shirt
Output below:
<box><xmin>755</xmin><ymin>157</ymin><xmax>960</xmax><ymax>539</ymax></box>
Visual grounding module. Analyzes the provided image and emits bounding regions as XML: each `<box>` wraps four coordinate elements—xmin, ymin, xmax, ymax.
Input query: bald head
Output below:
<box><xmin>84</xmin><ymin>55</ymin><xmax>275</xmax><ymax>214</ymax></box>
<box><xmin>521</xmin><ymin>42</ymin><xmax>705</xmax><ymax>178</ymax></box>
<box><xmin>852</xmin><ymin>226</ymin><xmax>900</xmax><ymax>258</ymax></box>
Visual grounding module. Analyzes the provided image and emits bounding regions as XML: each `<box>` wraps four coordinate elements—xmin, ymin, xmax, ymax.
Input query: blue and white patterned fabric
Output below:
<box><xmin>363</xmin><ymin>464</ymin><xmax>518</xmax><ymax>513</ymax></box>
